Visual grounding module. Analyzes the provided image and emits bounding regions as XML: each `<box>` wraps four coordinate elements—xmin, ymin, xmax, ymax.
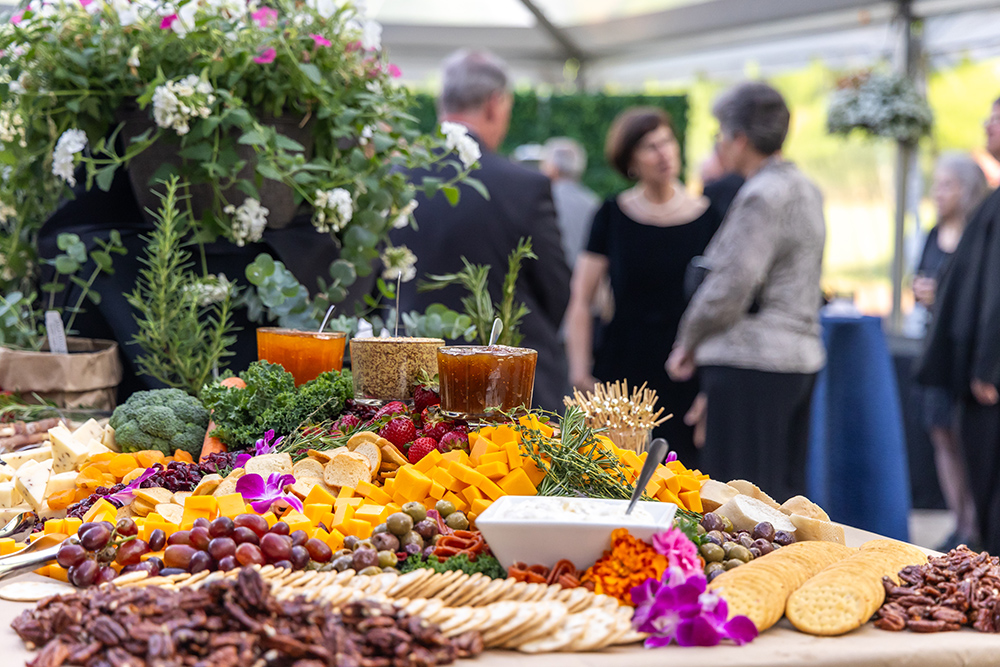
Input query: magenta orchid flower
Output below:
<box><xmin>108</xmin><ymin>467</ymin><xmax>159</xmax><ymax>505</ymax></box>
<box><xmin>387</xmin><ymin>63</ymin><xmax>402</xmax><ymax>78</ymax></box>
<box><xmin>160</xmin><ymin>14</ymin><xmax>177</xmax><ymax>29</ymax></box>
<box><xmin>234</xmin><ymin>429</ymin><xmax>284</xmax><ymax>468</ymax></box>
<box><xmin>309</xmin><ymin>33</ymin><xmax>331</xmax><ymax>47</ymax></box>
<box><xmin>631</xmin><ymin>567</ymin><xmax>758</xmax><ymax>648</ymax></box>
<box><xmin>235</xmin><ymin>473</ymin><xmax>302</xmax><ymax>514</ymax></box>
<box><xmin>665</xmin><ymin>451</ymin><xmax>678</xmax><ymax>463</ymax></box>
<box><xmin>10</xmin><ymin>12</ymin><xmax>24</xmax><ymax>24</ymax></box>
<box><xmin>251</xmin><ymin>7</ymin><xmax>277</xmax><ymax>27</ymax></box>
<box><xmin>652</xmin><ymin>527</ymin><xmax>702</xmax><ymax>576</ymax></box>
<box><xmin>253</xmin><ymin>47</ymin><xmax>277</xmax><ymax>64</ymax></box>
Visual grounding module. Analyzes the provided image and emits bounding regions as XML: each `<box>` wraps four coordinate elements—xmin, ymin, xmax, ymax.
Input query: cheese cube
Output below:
<box><xmin>45</xmin><ymin>471</ymin><xmax>79</xmax><ymax>497</ymax></box>
<box><xmin>14</xmin><ymin>460</ymin><xmax>50</xmax><ymax>511</ymax></box>
<box><xmin>101</xmin><ymin>425</ymin><xmax>117</xmax><ymax>451</ymax></box>
<box><xmin>49</xmin><ymin>426</ymin><xmax>90</xmax><ymax>473</ymax></box>
<box><xmin>71</xmin><ymin>419</ymin><xmax>104</xmax><ymax>444</ymax></box>
<box><xmin>0</xmin><ymin>481</ymin><xmax>21</xmax><ymax>508</ymax></box>
<box><xmin>0</xmin><ymin>465</ymin><xmax>12</xmax><ymax>482</ymax></box>
<box><xmin>0</xmin><ymin>445</ymin><xmax>52</xmax><ymax>469</ymax></box>
<box><xmin>86</xmin><ymin>439</ymin><xmax>112</xmax><ymax>459</ymax></box>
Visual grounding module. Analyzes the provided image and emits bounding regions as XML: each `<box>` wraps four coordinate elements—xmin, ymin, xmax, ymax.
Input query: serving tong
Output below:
<box><xmin>0</xmin><ymin>511</ymin><xmax>66</xmax><ymax>582</ymax></box>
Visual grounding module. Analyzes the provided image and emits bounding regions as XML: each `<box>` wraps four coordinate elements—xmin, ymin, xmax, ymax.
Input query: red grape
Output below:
<box><xmin>69</xmin><ymin>560</ymin><xmax>99</xmax><ymax>587</ymax></box>
<box><xmin>192</xmin><ymin>517</ymin><xmax>211</xmax><ymax>531</ymax></box>
<box><xmin>209</xmin><ymin>517</ymin><xmax>234</xmax><ymax>538</ymax></box>
<box><xmin>234</xmin><ymin>514</ymin><xmax>268</xmax><ymax>537</ymax></box>
<box><xmin>208</xmin><ymin>537</ymin><xmax>237</xmax><ymax>561</ymax></box>
<box><xmin>217</xmin><ymin>555</ymin><xmax>238</xmax><ymax>571</ymax></box>
<box><xmin>189</xmin><ymin>527</ymin><xmax>211</xmax><ymax>551</ymax></box>
<box><xmin>270</xmin><ymin>521</ymin><xmax>290</xmax><ymax>536</ymax></box>
<box><xmin>77</xmin><ymin>522</ymin><xmax>100</xmax><ymax>537</ymax></box>
<box><xmin>272</xmin><ymin>559</ymin><xmax>293</xmax><ymax>570</ymax></box>
<box><xmin>146</xmin><ymin>557</ymin><xmax>163</xmax><ymax>575</ymax></box>
<box><xmin>260</xmin><ymin>533</ymin><xmax>292</xmax><ymax>563</ymax></box>
<box><xmin>304</xmin><ymin>538</ymin><xmax>332</xmax><ymax>563</ymax></box>
<box><xmin>115</xmin><ymin>538</ymin><xmax>150</xmax><ymax>566</ymax></box>
<box><xmin>189</xmin><ymin>551</ymin><xmax>212</xmax><ymax>573</ymax></box>
<box><xmin>167</xmin><ymin>530</ymin><xmax>191</xmax><ymax>546</ymax></box>
<box><xmin>235</xmin><ymin>543</ymin><xmax>265</xmax><ymax>566</ymax></box>
<box><xmin>164</xmin><ymin>544</ymin><xmax>196</xmax><ymax>570</ymax></box>
<box><xmin>56</xmin><ymin>543</ymin><xmax>87</xmax><ymax>568</ymax></box>
<box><xmin>80</xmin><ymin>525</ymin><xmax>111</xmax><ymax>551</ymax></box>
<box><xmin>290</xmin><ymin>530</ymin><xmax>308</xmax><ymax>547</ymax></box>
<box><xmin>116</xmin><ymin>518</ymin><xmax>138</xmax><ymax>537</ymax></box>
<box><xmin>232</xmin><ymin>527</ymin><xmax>259</xmax><ymax>545</ymax></box>
<box><xmin>148</xmin><ymin>529</ymin><xmax>166</xmax><ymax>552</ymax></box>
<box><xmin>290</xmin><ymin>545</ymin><xmax>310</xmax><ymax>570</ymax></box>
<box><xmin>96</xmin><ymin>566</ymin><xmax>117</xmax><ymax>585</ymax></box>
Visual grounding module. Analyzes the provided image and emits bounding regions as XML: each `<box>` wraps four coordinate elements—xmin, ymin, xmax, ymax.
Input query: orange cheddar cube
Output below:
<box><xmin>394</xmin><ymin>466</ymin><xmax>433</xmax><ymax>501</ymax></box>
<box><xmin>644</xmin><ymin>476</ymin><xmax>665</xmax><ymax>498</ymax></box>
<box><xmin>476</xmin><ymin>461</ymin><xmax>509</xmax><ymax>480</ymax></box>
<box><xmin>0</xmin><ymin>538</ymin><xmax>17</xmax><ymax>556</ymax></box>
<box><xmin>620</xmin><ymin>450</ymin><xmax>642</xmax><ymax>472</ymax></box>
<box><xmin>345</xmin><ymin>519</ymin><xmax>372</xmax><ymax>539</ymax></box>
<box><xmin>261</xmin><ymin>512</ymin><xmax>278</xmax><ymax>528</ymax></box>
<box><xmin>666</xmin><ymin>460</ymin><xmax>688</xmax><ymax>474</ymax></box>
<box><xmin>478</xmin><ymin>451</ymin><xmax>508</xmax><ymax>466</ymax></box>
<box><xmin>413</xmin><ymin>449</ymin><xmax>443</xmax><ymax>474</ymax></box>
<box><xmin>478</xmin><ymin>477</ymin><xmax>505</xmax><ymax>501</ymax></box>
<box><xmin>490</xmin><ymin>425</ymin><xmax>518</xmax><ymax>447</ymax></box>
<box><xmin>43</xmin><ymin>519</ymin><xmax>65</xmax><ymax>535</ymax></box>
<box><xmin>355</xmin><ymin>480</ymin><xmax>392</xmax><ymax>505</ymax></box>
<box><xmin>185</xmin><ymin>495</ymin><xmax>218</xmax><ymax>514</ymax></box>
<box><xmin>460</xmin><ymin>484</ymin><xmax>485</xmax><ymax>505</ymax></box>
<box><xmin>469</xmin><ymin>436</ymin><xmax>492</xmax><ymax>464</ymax></box>
<box><xmin>304</xmin><ymin>504</ymin><xmax>330</xmax><ymax>524</ymax></box>
<box><xmin>656</xmin><ymin>468</ymin><xmax>681</xmax><ymax>494</ymax></box>
<box><xmin>304</xmin><ymin>484</ymin><xmax>337</xmax><ymax>507</ymax></box>
<box><xmin>440</xmin><ymin>450</ymin><xmax>471</xmax><ymax>466</ymax></box>
<box><xmin>331</xmin><ymin>503</ymin><xmax>355</xmax><ymax>528</ymax></box>
<box><xmin>83</xmin><ymin>499</ymin><xmax>117</xmax><ymax>523</ymax></box>
<box><xmin>443</xmin><ymin>491</ymin><xmax>468</xmax><ymax>513</ymax></box>
<box><xmin>337</xmin><ymin>486</ymin><xmax>356</xmax><ymax>499</ymax></box>
<box><xmin>470</xmin><ymin>498</ymin><xmax>492</xmax><ymax>518</ymax></box>
<box><xmin>448</xmin><ymin>463</ymin><xmax>479</xmax><ymax>486</ymax></box>
<box><xmin>430</xmin><ymin>467</ymin><xmax>457</xmax><ymax>489</ymax></box>
<box><xmin>382</xmin><ymin>478</ymin><xmax>395</xmax><ymax>495</ymax></box>
<box><xmin>47</xmin><ymin>564</ymin><xmax>70</xmax><ymax>583</ymax></box>
<box><xmin>386</xmin><ymin>502</ymin><xmax>402</xmax><ymax>515</ymax></box>
<box><xmin>283</xmin><ymin>511</ymin><xmax>312</xmax><ymax>535</ymax></box>
<box><xmin>520</xmin><ymin>459</ymin><xmax>548</xmax><ymax>487</ymax></box>
<box><xmin>497</xmin><ymin>467</ymin><xmax>537</xmax><ymax>497</ymax></box>
<box><xmin>429</xmin><ymin>481</ymin><xmax>446</xmax><ymax>500</ymax></box>
<box><xmin>679</xmin><ymin>489</ymin><xmax>703</xmax><ymax>514</ymax></box>
<box><xmin>503</xmin><ymin>439</ymin><xmax>524</xmax><ymax>468</ymax></box>
<box><xmin>63</xmin><ymin>518</ymin><xmax>83</xmax><ymax>535</ymax></box>
<box><xmin>216</xmin><ymin>493</ymin><xmax>247</xmax><ymax>519</ymax></box>
<box><xmin>476</xmin><ymin>426</ymin><xmax>496</xmax><ymax>440</ymax></box>
<box><xmin>354</xmin><ymin>504</ymin><xmax>387</xmax><ymax>525</ymax></box>
<box><xmin>325</xmin><ymin>528</ymin><xmax>345</xmax><ymax>550</ymax></box>
<box><xmin>657</xmin><ymin>487</ymin><xmax>682</xmax><ymax>507</ymax></box>
<box><xmin>677</xmin><ymin>475</ymin><xmax>701</xmax><ymax>492</ymax></box>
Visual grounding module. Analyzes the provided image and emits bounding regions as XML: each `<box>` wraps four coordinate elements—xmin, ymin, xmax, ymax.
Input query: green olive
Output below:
<box><xmin>400</xmin><ymin>531</ymin><xmax>424</xmax><ymax>549</ymax></box>
<box><xmin>382</xmin><ymin>567</ymin><xmax>401</xmax><ymax>575</ymax></box>
<box><xmin>402</xmin><ymin>502</ymin><xmax>427</xmax><ymax>523</ymax></box>
<box><xmin>435</xmin><ymin>500</ymin><xmax>457</xmax><ymax>518</ymax></box>
<box><xmin>722</xmin><ymin>558</ymin><xmax>743</xmax><ymax>571</ymax></box>
<box><xmin>700</xmin><ymin>543</ymin><xmax>725</xmax><ymax>563</ymax></box>
<box><xmin>720</xmin><ymin>516</ymin><xmax>734</xmax><ymax>534</ymax></box>
<box><xmin>334</xmin><ymin>549</ymin><xmax>353</xmax><ymax>560</ymax></box>
<box><xmin>722</xmin><ymin>541</ymin><xmax>740</xmax><ymax>558</ymax></box>
<box><xmin>377</xmin><ymin>550</ymin><xmax>399</xmax><ymax>568</ymax></box>
<box><xmin>704</xmin><ymin>561</ymin><xmax>725</xmax><ymax>576</ymax></box>
<box><xmin>343</xmin><ymin>535</ymin><xmax>360</xmax><ymax>551</ymax></box>
<box><xmin>728</xmin><ymin>545</ymin><xmax>752</xmax><ymax>563</ymax></box>
<box><xmin>695</xmin><ymin>524</ymin><xmax>707</xmax><ymax>536</ymax></box>
<box><xmin>372</xmin><ymin>523</ymin><xmax>389</xmax><ymax>536</ymax></box>
<box><xmin>358</xmin><ymin>566</ymin><xmax>383</xmax><ymax>576</ymax></box>
<box><xmin>386</xmin><ymin>512</ymin><xmax>414</xmax><ymax>537</ymax></box>
<box><xmin>356</xmin><ymin>539</ymin><xmax>374</xmax><ymax>551</ymax></box>
<box><xmin>445</xmin><ymin>512</ymin><xmax>469</xmax><ymax>531</ymax></box>
<box><xmin>332</xmin><ymin>555</ymin><xmax>353</xmax><ymax>572</ymax></box>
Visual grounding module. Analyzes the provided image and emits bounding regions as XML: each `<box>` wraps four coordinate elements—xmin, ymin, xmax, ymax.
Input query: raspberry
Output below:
<box><xmin>374</xmin><ymin>401</ymin><xmax>408</xmax><ymax>421</ymax></box>
<box><xmin>413</xmin><ymin>386</ymin><xmax>440</xmax><ymax>414</ymax></box>
<box><xmin>437</xmin><ymin>430</ymin><xmax>470</xmax><ymax>454</ymax></box>
<box><xmin>379</xmin><ymin>417</ymin><xmax>417</xmax><ymax>449</ymax></box>
<box><xmin>408</xmin><ymin>437</ymin><xmax>439</xmax><ymax>464</ymax></box>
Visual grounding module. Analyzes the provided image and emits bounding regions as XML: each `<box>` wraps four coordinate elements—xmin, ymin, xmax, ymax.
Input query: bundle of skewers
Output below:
<box><xmin>564</xmin><ymin>380</ymin><xmax>670</xmax><ymax>453</ymax></box>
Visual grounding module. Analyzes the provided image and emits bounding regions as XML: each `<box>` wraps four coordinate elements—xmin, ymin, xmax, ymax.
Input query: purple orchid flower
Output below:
<box><xmin>631</xmin><ymin>567</ymin><xmax>757</xmax><ymax>648</ymax></box>
<box><xmin>235</xmin><ymin>473</ymin><xmax>302</xmax><ymax>514</ymax></box>
<box><xmin>665</xmin><ymin>451</ymin><xmax>678</xmax><ymax>463</ymax></box>
<box><xmin>234</xmin><ymin>429</ymin><xmax>284</xmax><ymax>468</ymax></box>
<box><xmin>108</xmin><ymin>467</ymin><xmax>159</xmax><ymax>505</ymax></box>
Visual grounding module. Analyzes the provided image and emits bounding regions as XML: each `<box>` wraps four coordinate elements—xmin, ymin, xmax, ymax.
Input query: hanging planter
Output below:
<box><xmin>827</xmin><ymin>70</ymin><xmax>933</xmax><ymax>144</ymax></box>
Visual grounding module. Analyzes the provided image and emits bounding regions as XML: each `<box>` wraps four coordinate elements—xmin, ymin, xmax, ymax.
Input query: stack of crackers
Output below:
<box><xmin>123</xmin><ymin>473</ymin><xmax>225</xmax><ymax>523</ymax></box>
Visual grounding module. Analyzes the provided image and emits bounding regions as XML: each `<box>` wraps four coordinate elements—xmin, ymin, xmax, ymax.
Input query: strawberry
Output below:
<box><xmin>437</xmin><ymin>430</ymin><xmax>470</xmax><ymax>454</ymax></box>
<box><xmin>374</xmin><ymin>401</ymin><xmax>408</xmax><ymax>421</ymax></box>
<box><xmin>419</xmin><ymin>407</ymin><xmax>450</xmax><ymax>442</ymax></box>
<box><xmin>380</xmin><ymin>417</ymin><xmax>417</xmax><ymax>449</ymax></box>
<box><xmin>413</xmin><ymin>386</ymin><xmax>440</xmax><ymax>413</ymax></box>
<box><xmin>335</xmin><ymin>414</ymin><xmax>361</xmax><ymax>431</ymax></box>
<box><xmin>408</xmin><ymin>437</ymin><xmax>438</xmax><ymax>464</ymax></box>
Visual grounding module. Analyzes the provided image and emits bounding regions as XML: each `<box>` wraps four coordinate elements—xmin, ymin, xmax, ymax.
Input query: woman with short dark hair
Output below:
<box><xmin>667</xmin><ymin>82</ymin><xmax>826</xmax><ymax>501</ymax></box>
<box><xmin>565</xmin><ymin>107</ymin><xmax>732</xmax><ymax>466</ymax></box>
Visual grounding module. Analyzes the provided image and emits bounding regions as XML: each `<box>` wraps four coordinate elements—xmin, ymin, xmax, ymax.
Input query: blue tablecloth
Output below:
<box><xmin>807</xmin><ymin>315</ymin><xmax>911</xmax><ymax>541</ymax></box>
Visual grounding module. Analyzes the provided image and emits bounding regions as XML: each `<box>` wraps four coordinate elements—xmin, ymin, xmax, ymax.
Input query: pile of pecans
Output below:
<box><xmin>12</xmin><ymin>568</ymin><xmax>483</xmax><ymax>667</ymax></box>
<box><xmin>874</xmin><ymin>546</ymin><xmax>1000</xmax><ymax>633</ymax></box>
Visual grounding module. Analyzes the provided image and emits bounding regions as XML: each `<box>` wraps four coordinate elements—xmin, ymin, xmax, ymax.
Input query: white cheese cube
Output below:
<box><xmin>0</xmin><ymin>445</ymin><xmax>52</xmax><ymax>470</ymax></box>
<box><xmin>49</xmin><ymin>425</ymin><xmax>89</xmax><ymax>473</ymax></box>
<box><xmin>0</xmin><ymin>465</ymin><xmax>12</xmax><ymax>482</ymax></box>
<box><xmin>86</xmin><ymin>439</ymin><xmax>111</xmax><ymax>459</ymax></box>
<box><xmin>0</xmin><ymin>481</ymin><xmax>21</xmax><ymax>508</ymax></box>
<box><xmin>45</xmin><ymin>471</ymin><xmax>79</xmax><ymax>498</ymax></box>
<box><xmin>715</xmin><ymin>494</ymin><xmax>797</xmax><ymax>534</ymax></box>
<box><xmin>14</xmin><ymin>460</ymin><xmax>50</xmax><ymax>512</ymax></box>
<box><xmin>72</xmin><ymin>418</ymin><xmax>104</xmax><ymax>444</ymax></box>
<box><xmin>101</xmin><ymin>425</ymin><xmax>117</xmax><ymax>452</ymax></box>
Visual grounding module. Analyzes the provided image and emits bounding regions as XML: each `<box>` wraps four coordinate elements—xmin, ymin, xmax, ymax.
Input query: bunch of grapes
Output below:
<box><xmin>56</xmin><ymin>512</ymin><xmax>337</xmax><ymax>588</ymax></box>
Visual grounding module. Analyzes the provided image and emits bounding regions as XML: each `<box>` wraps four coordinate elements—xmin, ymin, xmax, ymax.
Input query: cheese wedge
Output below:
<box><xmin>715</xmin><ymin>494</ymin><xmax>797</xmax><ymax>534</ymax></box>
<box><xmin>699</xmin><ymin>479</ymin><xmax>740</xmax><ymax>513</ymax></box>
<box><xmin>0</xmin><ymin>482</ymin><xmax>21</xmax><ymax>508</ymax></box>
<box><xmin>86</xmin><ymin>439</ymin><xmax>111</xmax><ymax>458</ymax></box>
<box><xmin>0</xmin><ymin>445</ymin><xmax>52</xmax><ymax>470</ymax></box>
<box><xmin>72</xmin><ymin>419</ymin><xmax>104</xmax><ymax>445</ymax></box>
<box><xmin>101</xmin><ymin>425</ymin><xmax>117</xmax><ymax>452</ymax></box>
<box><xmin>49</xmin><ymin>426</ymin><xmax>89</xmax><ymax>474</ymax></box>
<box><xmin>45</xmin><ymin>471</ymin><xmax>79</xmax><ymax>497</ymax></box>
<box><xmin>0</xmin><ymin>465</ymin><xmax>12</xmax><ymax>483</ymax></box>
<box><xmin>14</xmin><ymin>460</ymin><xmax>50</xmax><ymax>512</ymax></box>
<box><xmin>790</xmin><ymin>513</ymin><xmax>846</xmax><ymax>544</ymax></box>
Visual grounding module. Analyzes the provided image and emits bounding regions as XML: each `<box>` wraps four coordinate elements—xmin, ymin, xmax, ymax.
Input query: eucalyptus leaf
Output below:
<box><xmin>329</xmin><ymin>259</ymin><xmax>357</xmax><ymax>287</ymax></box>
<box><xmin>54</xmin><ymin>256</ymin><xmax>79</xmax><ymax>275</ymax></box>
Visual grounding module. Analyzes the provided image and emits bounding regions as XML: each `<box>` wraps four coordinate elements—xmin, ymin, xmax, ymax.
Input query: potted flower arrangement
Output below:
<box><xmin>827</xmin><ymin>69</ymin><xmax>933</xmax><ymax>145</ymax></box>
<box><xmin>0</xmin><ymin>0</ymin><xmax>483</xmax><ymax>314</ymax></box>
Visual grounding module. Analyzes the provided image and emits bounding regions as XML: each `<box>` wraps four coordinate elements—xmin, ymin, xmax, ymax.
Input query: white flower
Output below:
<box><xmin>380</xmin><ymin>244</ymin><xmax>417</xmax><ymax>283</ymax></box>
<box><xmin>127</xmin><ymin>45</ymin><xmax>141</xmax><ymax>68</ymax></box>
<box><xmin>225</xmin><ymin>198</ymin><xmax>268</xmax><ymax>246</ymax></box>
<box><xmin>185</xmin><ymin>273</ymin><xmax>233</xmax><ymax>306</ymax></box>
<box><xmin>113</xmin><ymin>0</ymin><xmax>140</xmax><ymax>26</ymax></box>
<box><xmin>305</xmin><ymin>0</ymin><xmax>338</xmax><ymax>19</ymax></box>
<box><xmin>391</xmin><ymin>199</ymin><xmax>417</xmax><ymax>229</ymax></box>
<box><xmin>52</xmin><ymin>128</ymin><xmax>87</xmax><ymax>187</ymax></box>
<box><xmin>8</xmin><ymin>72</ymin><xmax>28</xmax><ymax>96</ymax></box>
<box><xmin>440</xmin><ymin>122</ymin><xmax>481</xmax><ymax>168</ymax></box>
<box><xmin>455</xmin><ymin>135</ymin><xmax>481</xmax><ymax>169</ymax></box>
<box><xmin>0</xmin><ymin>108</ymin><xmax>26</xmax><ymax>148</ymax></box>
<box><xmin>361</xmin><ymin>19</ymin><xmax>381</xmax><ymax>50</ymax></box>
<box><xmin>313</xmin><ymin>187</ymin><xmax>353</xmax><ymax>233</ymax></box>
<box><xmin>171</xmin><ymin>0</ymin><xmax>199</xmax><ymax>36</ymax></box>
<box><xmin>152</xmin><ymin>75</ymin><xmax>216</xmax><ymax>136</ymax></box>
<box><xmin>358</xmin><ymin>124</ymin><xmax>375</xmax><ymax>146</ymax></box>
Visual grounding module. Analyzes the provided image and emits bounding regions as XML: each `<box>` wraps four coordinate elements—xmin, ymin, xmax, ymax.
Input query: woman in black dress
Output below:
<box><xmin>564</xmin><ymin>108</ymin><xmax>733</xmax><ymax>466</ymax></box>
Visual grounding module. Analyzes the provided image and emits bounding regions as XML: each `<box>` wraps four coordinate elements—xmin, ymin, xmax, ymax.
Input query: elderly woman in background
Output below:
<box><xmin>915</xmin><ymin>154</ymin><xmax>988</xmax><ymax>551</ymax></box>
<box><xmin>667</xmin><ymin>82</ymin><xmax>826</xmax><ymax>502</ymax></box>
<box><xmin>565</xmin><ymin>107</ymin><xmax>728</xmax><ymax>467</ymax></box>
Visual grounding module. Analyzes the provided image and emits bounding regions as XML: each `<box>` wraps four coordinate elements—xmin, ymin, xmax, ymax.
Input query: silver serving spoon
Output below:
<box><xmin>488</xmin><ymin>318</ymin><xmax>503</xmax><ymax>347</ymax></box>
<box><xmin>0</xmin><ymin>534</ymin><xmax>65</xmax><ymax>582</ymax></box>
<box><xmin>626</xmin><ymin>438</ymin><xmax>669</xmax><ymax>515</ymax></box>
<box><xmin>0</xmin><ymin>511</ymin><xmax>37</xmax><ymax>541</ymax></box>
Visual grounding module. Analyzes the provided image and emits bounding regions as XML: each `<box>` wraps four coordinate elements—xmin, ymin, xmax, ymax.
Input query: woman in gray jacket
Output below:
<box><xmin>667</xmin><ymin>82</ymin><xmax>826</xmax><ymax>502</ymax></box>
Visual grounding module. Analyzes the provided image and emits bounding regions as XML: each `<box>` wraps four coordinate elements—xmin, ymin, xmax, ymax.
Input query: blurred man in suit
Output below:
<box><xmin>391</xmin><ymin>50</ymin><xmax>571</xmax><ymax>411</ymax></box>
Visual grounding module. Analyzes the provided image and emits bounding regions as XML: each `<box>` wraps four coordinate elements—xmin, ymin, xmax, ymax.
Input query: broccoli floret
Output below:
<box><xmin>109</xmin><ymin>389</ymin><xmax>210</xmax><ymax>456</ymax></box>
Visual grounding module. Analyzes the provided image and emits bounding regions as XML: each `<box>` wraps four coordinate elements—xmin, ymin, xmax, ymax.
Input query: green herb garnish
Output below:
<box><xmin>399</xmin><ymin>553</ymin><xmax>507</xmax><ymax>580</ymax></box>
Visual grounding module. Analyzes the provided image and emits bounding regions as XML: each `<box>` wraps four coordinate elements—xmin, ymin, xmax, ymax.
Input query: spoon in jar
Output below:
<box><xmin>488</xmin><ymin>318</ymin><xmax>503</xmax><ymax>347</ymax></box>
<box><xmin>626</xmin><ymin>438</ymin><xmax>668</xmax><ymax>516</ymax></box>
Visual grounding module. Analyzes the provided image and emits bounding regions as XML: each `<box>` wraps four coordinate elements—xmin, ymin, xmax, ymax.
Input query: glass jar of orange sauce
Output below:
<box><xmin>256</xmin><ymin>328</ymin><xmax>346</xmax><ymax>385</ymax></box>
<box><xmin>437</xmin><ymin>346</ymin><xmax>537</xmax><ymax>420</ymax></box>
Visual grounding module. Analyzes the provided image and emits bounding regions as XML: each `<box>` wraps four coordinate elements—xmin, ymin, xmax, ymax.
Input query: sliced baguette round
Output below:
<box><xmin>324</xmin><ymin>451</ymin><xmax>373</xmax><ymax>488</ymax></box>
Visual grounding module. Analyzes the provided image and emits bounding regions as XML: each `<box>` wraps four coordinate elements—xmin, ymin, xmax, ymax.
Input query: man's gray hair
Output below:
<box><xmin>936</xmin><ymin>152</ymin><xmax>989</xmax><ymax>221</ymax></box>
<box><xmin>439</xmin><ymin>50</ymin><xmax>509</xmax><ymax>114</ymax></box>
<box><xmin>713</xmin><ymin>82</ymin><xmax>790</xmax><ymax>156</ymax></box>
<box><xmin>542</xmin><ymin>137</ymin><xmax>587</xmax><ymax>180</ymax></box>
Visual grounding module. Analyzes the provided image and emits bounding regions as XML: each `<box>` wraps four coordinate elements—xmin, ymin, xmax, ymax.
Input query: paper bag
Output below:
<box><xmin>0</xmin><ymin>337</ymin><xmax>123</xmax><ymax>410</ymax></box>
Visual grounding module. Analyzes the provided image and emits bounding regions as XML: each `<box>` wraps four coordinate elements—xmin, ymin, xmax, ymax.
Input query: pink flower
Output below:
<box><xmin>251</xmin><ymin>6</ymin><xmax>277</xmax><ymax>27</ymax></box>
<box><xmin>652</xmin><ymin>527</ymin><xmax>703</xmax><ymax>576</ymax></box>
<box><xmin>345</xmin><ymin>40</ymin><xmax>361</xmax><ymax>52</ymax></box>
<box><xmin>309</xmin><ymin>33</ymin><xmax>331</xmax><ymax>47</ymax></box>
<box><xmin>11</xmin><ymin>12</ymin><xmax>24</xmax><ymax>24</ymax></box>
<box><xmin>160</xmin><ymin>14</ymin><xmax>177</xmax><ymax>29</ymax></box>
<box><xmin>253</xmin><ymin>47</ymin><xmax>276</xmax><ymax>64</ymax></box>
<box><xmin>79</xmin><ymin>0</ymin><xmax>93</xmax><ymax>7</ymax></box>
<box><xmin>387</xmin><ymin>63</ymin><xmax>402</xmax><ymax>78</ymax></box>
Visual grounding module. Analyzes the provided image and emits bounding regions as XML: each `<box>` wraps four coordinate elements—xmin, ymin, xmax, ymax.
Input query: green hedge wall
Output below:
<box><xmin>408</xmin><ymin>92</ymin><xmax>688</xmax><ymax>198</ymax></box>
